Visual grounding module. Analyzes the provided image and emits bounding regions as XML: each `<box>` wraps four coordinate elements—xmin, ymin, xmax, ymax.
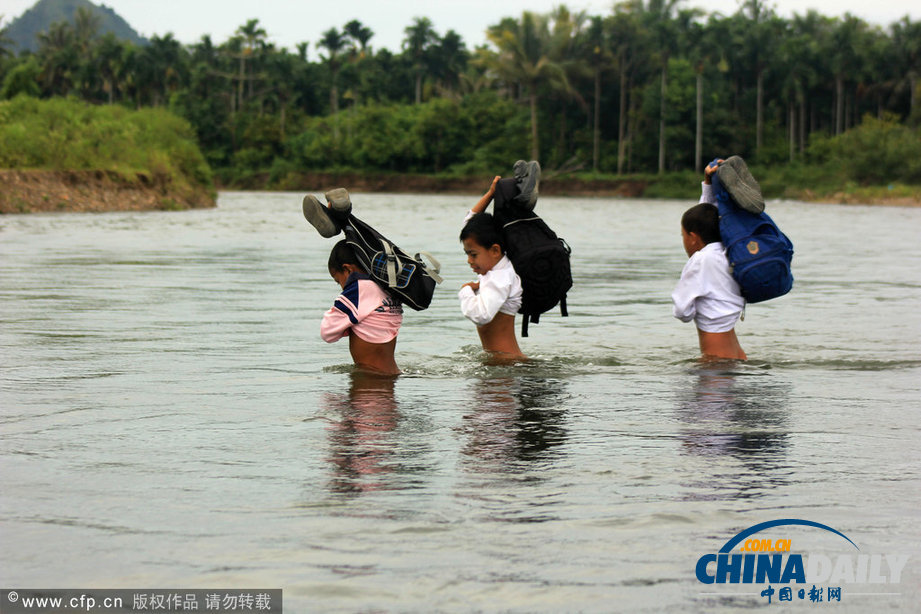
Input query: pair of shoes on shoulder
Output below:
<box><xmin>718</xmin><ymin>156</ymin><xmax>764</xmax><ymax>214</ymax></box>
<box><xmin>512</xmin><ymin>160</ymin><xmax>540</xmax><ymax>209</ymax></box>
<box><xmin>302</xmin><ymin>187</ymin><xmax>353</xmax><ymax>238</ymax></box>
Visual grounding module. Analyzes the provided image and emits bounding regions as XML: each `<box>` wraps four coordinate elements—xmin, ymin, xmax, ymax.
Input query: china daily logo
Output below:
<box><xmin>696</xmin><ymin>519</ymin><xmax>909</xmax><ymax>604</ymax></box>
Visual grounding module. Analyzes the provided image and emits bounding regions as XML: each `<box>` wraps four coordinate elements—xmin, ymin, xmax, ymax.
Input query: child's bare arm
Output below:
<box><xmin>471</xmin><ymin>176</ymin><xmax>501</xmax><ymax>214</ymax></box>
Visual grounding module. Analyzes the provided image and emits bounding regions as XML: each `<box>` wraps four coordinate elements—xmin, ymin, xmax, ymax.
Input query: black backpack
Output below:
<box><xmin>342</xmin><ymin>214</ymin><xmax>443</xmax><ymax>311</ymax></box>
<box><xmin>493</xmin><ymin>178</ymin><xmax>572</xmax><ymax>337</ymax></box>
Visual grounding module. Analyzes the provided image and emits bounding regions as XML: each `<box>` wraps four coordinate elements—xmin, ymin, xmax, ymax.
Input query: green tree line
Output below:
<box><xmin>1</xmin><ymin>1</ymin><xmax>920</xmax><ymax>186</ymax></box>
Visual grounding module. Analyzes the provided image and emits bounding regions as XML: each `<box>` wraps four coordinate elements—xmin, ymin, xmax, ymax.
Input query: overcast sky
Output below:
<box><xmin>3</xmin><ymin>0</ymin><xmax>919</xmax><ymax>55</ymax></box>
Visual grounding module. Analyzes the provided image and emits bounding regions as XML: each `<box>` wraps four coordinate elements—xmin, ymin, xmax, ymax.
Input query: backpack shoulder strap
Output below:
<box><xmin>502</xmin><ymin>215</ymin><xmax>541</xmax><ymax>229</ymax></box>
<box><xmin>415</xmin><ymin>251</ymin><xmax>444</xmax><ymax>284</ymax></box>
<box><xmin>379</xmin><ymin>239</ymin><xmax>399</xmax><ymax>288</ymax></box>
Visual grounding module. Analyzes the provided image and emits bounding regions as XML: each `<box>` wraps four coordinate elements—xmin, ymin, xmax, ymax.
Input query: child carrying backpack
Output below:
<box><xmin>671</xmin><ymin>157</ymin><xmax>794</xmax><ymax>360</ymax></box>
<box><xmin>458</xmin><ymin>161</ymin><xmax>572</xmax><ymax>356</ymax></box>
<box><xmin>459</xmin><ymin>191</ymin><xmax>525</xmax><ymax>359</ymax></box>
<box><xmin>493</xmin><ymin>162</ymin><xmax>572</xmax><ymax>337</ymax></box>
<box><xmin>303</xmin><ymin>188</ymin><xmax>443</xmax><ymax>373</ymax></box>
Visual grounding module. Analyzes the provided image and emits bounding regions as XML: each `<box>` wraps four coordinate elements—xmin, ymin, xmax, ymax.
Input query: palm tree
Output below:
<box><xmin>737</xmin><ymin>0</ymin><xmax>779</xmax><ymax>157</ymax></box>
<box><xmin>95</xmin><ymin>33</ymin><xmax>129</xmax><ymax>104</ymax></box>
<box><xmin>547</xmin><ymin>6</ymin><xmax>589</xmax><ymax>166</ymax></box>
<box><xmin>891</xmin><ymin>17</ymin><xmax>921</xmax><ymax>119</ymax></box>
<box><xmin>403</xmin><ymin>17</ymin><xmax>437</xmax><ymax>104</ymax></box>
<box><xmin>431</xmin><ymin>30</ymin><xmax>468</xmax><ymax>98</ymax></box>
<box><xmin>682</xmin><ymin>18</ymin><xmax>707</xmax><ymax>173</ymax></box>
<box><xmin>135</xmin><ymin>33</ymin><xmax>187</xmax><ymax>107</ymax></box>
<box><xmin>634</xmin><ymin>0</ymin><xmax>684</xmax><ymax>173</ymax></box>
<box><xmin>778</xmin><ymin>23</ymin><xmax>802</xmax><ymax>161</ymax></box>
<box><xmin>485</xmin><ymin>11</ymin><xmax>570</xmax><ymax>161</ymax></box>
<box><xmin>37</xmin><ymin>21</ymin><xmax>78</xmax><ymax>96</ymax></box>
<box><xmin>829</xmin><ymin>15</ymin><xmax>870</xmax><ymax>134</ymax></box>
<box><xmin>344</xmin><ymin>19</ymin><xmax>374</xmax><ymax>57</ymax></box>
<box><xmin>182</xmin><ymin>34</ymin><xmax>234</xmax><ymax>151</ymax></box>
<box><xmin>778</xmin><ymin>13</ymin><xmax>826</xmax><ymax>159</ymax></box>
<box><xmin>263</xmin><ymin>49</ymin><xmax>299</xmax><ymax>139</ymax></box>
<box><xmin>318</xmin><ymin>27</ymin><xmax>347</xmax><ymax>115</ymax></box>
<box><xmin>608</xmin><ymin>8</ymin><xmax>648</xmax><ymax>174</ymax></box>
<box><xmin>584</xmin><ymin>16</ymin><xmax>614</xmax><ymax>171</ymax></box>
<box><xmin>235</xmin><ymin>19</ymin><xmax>267</xmax><ymax>107</ymax></box>
<box><xmin>341</xmin><ymin>20</ymin><xmax>374</xmax><ymax>106</ymax></box>
<box><xmin>73</xmin><ymin>7</ymin><xmax>100</xmax><ymax>53</ymax></box>
<box><xmin>679</xmin><ymin>10</ymin><xmax>719</xmax><ymax>172</ymax></box>
<box><xmin>788</xmin><ymin>11</ymin><xmax>831</xmax><ymax>151</ymax></box>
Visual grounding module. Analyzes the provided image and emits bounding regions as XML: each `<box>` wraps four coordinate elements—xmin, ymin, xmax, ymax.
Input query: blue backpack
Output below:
<box><xmin>710</xmin><ymin>158</ymin><xmax>794</xmax><ymax>303</ymax></box>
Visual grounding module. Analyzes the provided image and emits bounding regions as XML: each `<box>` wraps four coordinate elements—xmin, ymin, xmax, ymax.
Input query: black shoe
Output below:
<box><xmin>302</xmin><ymin>194</ymin><xmax>341</xmax><ymax>238</ymax></box>
<box><xmin>718</xmin><ymin>156</ymin><xmax>764</xmax><ymax>214</ymax></box>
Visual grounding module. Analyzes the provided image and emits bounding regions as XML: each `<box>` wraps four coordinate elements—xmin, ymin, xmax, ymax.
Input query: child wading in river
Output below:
<box><xmin>321</xmin><ymin>240</ymin><xmax>404</xmax><ymax>374</ymax></box>
<box><xmin>672</xmin><ymin>165</ymin><xmax>747</xmax><ymax>361</ymax></box>
<box><xmin>458</xmin><ymin>176</ymin><xmax>525</xmax><ymax>360</ymax></box>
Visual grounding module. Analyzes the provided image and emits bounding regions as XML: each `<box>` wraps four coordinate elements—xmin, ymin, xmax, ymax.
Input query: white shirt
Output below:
<box><xmin>458</xmin><ymin>255</ymin><xmax>523</xmax><ymax>326</ymax></box>
<box><xmin>699</xmin><ymin>182</ymin><xmax>714</xmax><ymax>204</ymax></box>
<box><xmin>672</xmin><ymin>242</ymin><xmax>745</xmax><ymax>333</ymax></box>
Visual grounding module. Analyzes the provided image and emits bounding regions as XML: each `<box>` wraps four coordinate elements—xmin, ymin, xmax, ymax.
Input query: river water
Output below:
<box><xmin>1</xmin><ymin>192</ymin><xmax>919</xmax><ymax>612</ymax></box>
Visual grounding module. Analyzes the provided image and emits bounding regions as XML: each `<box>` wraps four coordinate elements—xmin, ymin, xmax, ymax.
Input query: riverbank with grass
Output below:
<box><xmin>0</xmin><ymin>97</ymin><xmax>215</xmax><ymax>214</ymax></box>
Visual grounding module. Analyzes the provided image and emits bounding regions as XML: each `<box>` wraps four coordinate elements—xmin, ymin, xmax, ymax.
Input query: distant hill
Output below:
<box><xmin>1</xmin><ymin>0</ymin><xmax>148</xmax><ymax>54</ymax></box>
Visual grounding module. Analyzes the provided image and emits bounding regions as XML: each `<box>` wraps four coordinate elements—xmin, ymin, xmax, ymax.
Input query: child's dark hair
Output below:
<box><xmin>681</xmin><ymin>203</ymin><xmax>721</xmax><ymax>244</ymax></box>
<box><xmin>328</xmin><ymin>239</ymin><xmax>363</xmax><ymax>272</ymax></box>
<box><xmin>460</xmin><ymin>212</ymin><xmax>504</xmax><ymax>251</ymax></box>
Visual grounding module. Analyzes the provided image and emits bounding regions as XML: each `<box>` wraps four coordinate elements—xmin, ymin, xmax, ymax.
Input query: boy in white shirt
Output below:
<box><xmin>458</xmin><ymin>176</ymin><xmax>525</xmax><ymax>359</ymax></box>
<box><xmin>672</xmin><ymin>166</ymin><xmax>747</xmax><ymax>360</ymax></box>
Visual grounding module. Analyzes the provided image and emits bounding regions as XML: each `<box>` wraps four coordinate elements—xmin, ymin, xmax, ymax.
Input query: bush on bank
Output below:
<box><xmin>0</xmin><ymin>96</ymin><xmax>214</xmax><ymax>200</ymax></box>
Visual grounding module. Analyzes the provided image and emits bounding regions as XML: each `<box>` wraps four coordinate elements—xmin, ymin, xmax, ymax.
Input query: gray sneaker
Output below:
<box><xmin>302</xmin><ymin>194</ymin><xmax>341</xmax><ymax>238</ymax></box>
<box><xmin>718</xmin><ymin>156</ymin><xmax>764</xmax><ymax>214</ymax></box>
<box><xmin>324</xmin><ymin>188</ymin><xmax>353</xmax><ymax>221</ymax></box>
<box><xmin>513</xmin><ymin>160</ymin><xmax>541</xmax><ymax>209</ymax></box>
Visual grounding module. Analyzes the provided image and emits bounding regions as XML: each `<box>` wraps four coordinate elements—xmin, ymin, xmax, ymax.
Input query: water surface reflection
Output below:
<box><xmin>675</xmin><ymin>364</ymin><xmax>791</xmax><ymax>500</ymax></box>
<box><xmin>323</xmin><ymin>371</ymin><xmax>400</xmax><ymax>495</ymax></box>
<box><xmin>460</xmin><ymin>376</ymin><xmax>569</xmax><ymax>472</ymax></box>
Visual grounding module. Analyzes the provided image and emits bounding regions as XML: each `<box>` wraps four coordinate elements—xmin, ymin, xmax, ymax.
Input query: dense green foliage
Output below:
<box><xmin>817</xmin><ymin>116</ymin><xmax>921</xmax><ymax>184</ymax></box>
<box><xmin>0</xmin><ymin>96</ymin><xmax>213</xmax><ymax>191</ymax></box>
<box><xmin>252</xmin><ymin>93</ymin><xmax>529</xmax><ymax>185</ymax></box>
<box><xmin>1</xmin><ymin>1</ymin><xmax>920</xmax><ymax>187</ymax></box>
